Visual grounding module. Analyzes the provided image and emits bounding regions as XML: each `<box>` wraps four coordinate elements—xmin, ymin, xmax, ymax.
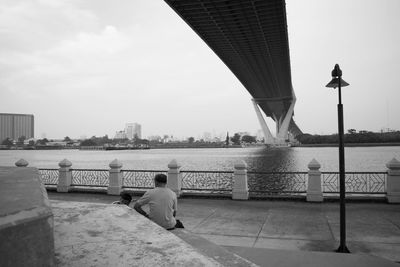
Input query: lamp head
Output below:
<box><xmin>331</xmin><ymin>64</ymin><xmax>342</xmax><ymax>77</ymax></box>
<box><xmin>326</xmin><ymin>64</ymin><xmax>349</xmax><ymax>88</ymax></box>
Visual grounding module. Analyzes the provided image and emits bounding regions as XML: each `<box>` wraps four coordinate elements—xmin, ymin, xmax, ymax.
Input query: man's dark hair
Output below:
<box><xmin>154</xmin><ymin>174</ymin><xmax>167</xmax><ymax>184</ymax></box>
<box><xmin>120</xmin><ymin>193</ymin><xmax>132</xmax><ymax>202</ymax></box>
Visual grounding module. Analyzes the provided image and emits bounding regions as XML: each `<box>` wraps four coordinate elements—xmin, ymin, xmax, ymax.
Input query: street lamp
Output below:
<box><xmin>326</xmin><ymin>64</ymin><xmax>350</xmax><ymax>253</ymax></box>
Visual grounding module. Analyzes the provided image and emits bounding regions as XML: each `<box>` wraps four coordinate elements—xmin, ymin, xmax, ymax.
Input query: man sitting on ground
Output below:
<box><xmin>134</xmin><ymin>174</ymin><xmax>184</xmax><ymax>230</ymax></box>
<box><xmin>112</xmin><ymin>192</ymin><xmax>132</xmax><ymax>206</ymax></box>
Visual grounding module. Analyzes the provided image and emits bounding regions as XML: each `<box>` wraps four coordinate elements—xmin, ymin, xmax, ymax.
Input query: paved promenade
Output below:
<box><xmin>48</xmin><ymin>192</ymin><xmax>400</xmax><ymax>264</ymax></box>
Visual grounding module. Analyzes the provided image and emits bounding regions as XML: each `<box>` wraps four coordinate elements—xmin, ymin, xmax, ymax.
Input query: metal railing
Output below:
<box><xmin>38</xmin><ymin>168</ymin><xmax>59</xmax><ymax>185</ymax></box>
<box><xmin>247</xmin><ymin>172</ymin><xmax>308</xmax><ymax>195</ymax></box>
<box><xmin>37</xmin><ymin>168</ymin><xmax>388</xmax><ymax>195</ymax></box>
<box><xmin>181</xmin><ymin>170</ymin><xmax>234</xmax><ymax>193</ymax></box>
<box><xmin>71</xmin><ymin>169</ymin><xmax>109</xmax><ymax>187</ymax></box>
<box><xmin>322</xmin><ymin>172</ymin><xmax>387</xmax><ymax>194</ymax></box>
<box><xmin>122</xmin><ymin>170</ymin><xmax>167</xmax><ymax>189</ymax></box>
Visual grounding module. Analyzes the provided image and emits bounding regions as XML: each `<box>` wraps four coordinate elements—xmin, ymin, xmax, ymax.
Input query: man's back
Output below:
<box><xmin>136</xmin><ymin>187</ymin><xmax>177</xmax><ymax>229</ymax></box>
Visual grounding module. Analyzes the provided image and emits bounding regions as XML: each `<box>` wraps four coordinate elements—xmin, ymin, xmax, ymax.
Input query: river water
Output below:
<box><xmin>0</xmin><ymin>146</ymin><xmax>399</xmax><ymax>172</ymax></box>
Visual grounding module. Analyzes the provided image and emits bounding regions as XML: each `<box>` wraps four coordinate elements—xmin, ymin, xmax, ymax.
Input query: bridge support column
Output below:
<box><xmin>251</xmin><ymin>99</ymin><xmax>275</xmax><ymax>144</ymax></box>
<box><xmin>276</xmin><ymin>93</ymin><xmax>296</xmax><ymax>144</ymax></box>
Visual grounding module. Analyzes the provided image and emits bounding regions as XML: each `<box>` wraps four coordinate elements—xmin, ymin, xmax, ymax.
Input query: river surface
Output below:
<box><xmin>0</xmin><ymin>146</ymin><xmax>399</xmax><ymax>172</ymax></box>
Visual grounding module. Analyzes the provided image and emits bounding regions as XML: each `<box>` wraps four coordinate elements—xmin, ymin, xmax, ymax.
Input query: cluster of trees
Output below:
<box><xmin>1</xmin><ymin>136</ymin><xmax>68</xmax><ymax>147</ymax></box>
<box><xmin>1</xmin><ymin>134</ymin><xmax>150</xmax><ymax>148</ymax></box>
<box><xmin>80</xmin><ymin>135</ymin><xmax>149</xmax><ymax>147</ymax></box>
<box><xmin>1</xmin><ymin>137</ymin><xmax>14</xmax><ymax>146</ymax></box>
<box><xmin>297</xmin><ymin>129</ymin><xmax>400</xmax><ymax>144</ymax></box>
<box><xmin>1</xmin><ymin>136</ymin><xmax>35</xmax><ymax>147</ymax></box>
<box><xmin>147</xmin><ymin>133</ymin><xmax>259</xmax><ymax>147</ymax></box>
<box><xmin>229</xmin><ymin>133</ymin><xmax>257</xmax><ymax>145</ymax></box>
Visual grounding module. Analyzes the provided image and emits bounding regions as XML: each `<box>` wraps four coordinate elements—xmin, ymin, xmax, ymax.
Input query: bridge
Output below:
<box><xmin>165</xmin><ymin>0</ymin><xmax>302</xmax><ymax>144</ymax></box>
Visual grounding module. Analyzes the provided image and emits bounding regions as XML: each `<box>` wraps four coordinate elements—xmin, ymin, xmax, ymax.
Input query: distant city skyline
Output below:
<box><xmin>1</xmin><ymin>0</ymin><xmax>400</xmax><ymax>139</ymax></box>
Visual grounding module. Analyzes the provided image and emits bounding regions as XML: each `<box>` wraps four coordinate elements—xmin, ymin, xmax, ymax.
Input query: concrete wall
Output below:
<box><xmin>0</xmin><ymin>167</ymin><xmax>54</xmax><ymax>267</ymax></box>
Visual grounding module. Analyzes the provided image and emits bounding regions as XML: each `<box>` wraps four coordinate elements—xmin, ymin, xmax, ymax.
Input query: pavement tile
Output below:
<box><xmin>382</xmin><ymin>212</ymin><xmax>400</xmax><ymax>228</ymax></box>
<box><xmin>330</xmin><ymin>223</ymin><xmax>400</xmax><ymax>243</ymax></box>
<box><xmin>177</xmin><ymin>202</ymin><xmax>218</xmax><ymax>218</ymax></box>
<box><xmin>192</xmin><ymin>216</ymin><xmax>265</xmax><ymax>236</ymax></box>
<box><xmin>180</xmin><ymin>216</ymin><xmax>210</xmax><ymax>231</ymax></box>
<box><xmin>259</xmin><ymin>209</ymin><xmax>334</xmax><ymax>240</ymax></box>
<box><xmin>325</xmin><ymin>209</ymin><xmax>395</xmax><ymax>225</ymax></box>
<box><xmin>224</xmin><ymin>246</ymin><xmax>399</xmax><ymax>267</ymax></box>
<box><xmin>347</xmin><ymin>241</ymin><xmax>400</xmax><ymax>262</ymax></box>
<box><xmin>254</xmin><ymin>237</ymin><xmax>313</xmax><ymax>250</ymax></box>
<box><xmin>199</xmin><ymin>234</ymin><xmax>256</xmax><ymax>247</ymax></box>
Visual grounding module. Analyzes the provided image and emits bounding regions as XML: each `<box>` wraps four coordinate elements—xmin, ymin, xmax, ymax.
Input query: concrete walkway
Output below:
<box><xmin>48</xmin><ymin>192</ymin><xmax>400</xmax><ymax>264</ymax></box>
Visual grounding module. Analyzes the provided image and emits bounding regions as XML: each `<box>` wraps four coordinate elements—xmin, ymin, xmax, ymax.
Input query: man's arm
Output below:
<box><xmin>134</xmin><ymin>202</ymin><xmax>149</xmax><ymax>218</ymax></box>
<box><xmin>134</xmin><ymin>191</ymin><xmax>150</xmax><ymax>218</ymax></box>
<box><xmin>173</xmin><ymin>194</ymin><xmax>177</xmax><ymax>217</ymax></box>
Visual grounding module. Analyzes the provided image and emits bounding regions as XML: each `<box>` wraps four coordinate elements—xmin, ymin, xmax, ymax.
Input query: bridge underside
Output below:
<box><xmin>165</xmin><ymin>0</ymin><xmax>302</xmax><ymax>144</ymax></box>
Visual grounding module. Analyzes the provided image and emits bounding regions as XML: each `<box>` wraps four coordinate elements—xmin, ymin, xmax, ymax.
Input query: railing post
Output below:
<box><xmin>108</xmin><ymin>159</ymin><xmax>123</xmax><ymax>195</ymax></box>
<box><xmin>57</xmin><ymin>159</ymin><xmax>72</xmax><ymax>193</ymax></box>
<box><xmin>386</xmin><ymin>158</ymin><xmax>400</xmax><ymax>203</ymax></box>
<box><xmin>307</xmin><ymin>158</ymin><xmax>323</xmax><ymax>202</ymax></box>
<box><xmin>233</xmin><ymin>161</ymin><xmax>249</xmax><ymax>200</ymax></box>
<box><xmin>167</xmin><ymin>159</ymin><xmax>182</xmax><ymax>197</ymax></box>
<box><xmin>15</xmin><ymin>159</ymin><xmax>29</xmax><ymax>167</ymax></box>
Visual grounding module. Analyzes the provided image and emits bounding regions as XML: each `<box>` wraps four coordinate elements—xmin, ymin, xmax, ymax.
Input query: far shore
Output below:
<box><xmin>1</xmin><ymin>142</ymin><xmax>400</xmax><ymax>151</ymax></box>
<box><xmin>293</xmin><ymin>142</ymin><xmax>400</xmax><ymax>147</ymax></box>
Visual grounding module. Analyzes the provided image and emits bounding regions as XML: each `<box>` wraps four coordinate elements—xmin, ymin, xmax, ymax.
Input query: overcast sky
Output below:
<box><xmin>1</xmin><ymin>0</ymin><xmax>399</xmax><ymax>139</ymax></box>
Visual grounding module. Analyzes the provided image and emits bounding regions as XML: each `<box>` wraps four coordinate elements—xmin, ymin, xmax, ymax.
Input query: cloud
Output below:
<box><xmin>1</xmin><ymin>20</ymin><xmax>131</xmax><ymax>97</ymax></box>
<box><xmin>0</xmin><ymin>0</ymin><xmax>98</xmax><ymax>52</ymax></box>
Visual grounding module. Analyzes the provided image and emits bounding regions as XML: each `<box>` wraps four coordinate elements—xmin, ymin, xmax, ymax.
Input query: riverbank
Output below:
<box><xmin>150</xmin><ymin>143</ymin><xmax>243</xmax><ymax>149</ymax></box>
<box><xmin>293</xmin><ymin>142</ymin><xmax>400</xmax><ymax>147</ymax></box>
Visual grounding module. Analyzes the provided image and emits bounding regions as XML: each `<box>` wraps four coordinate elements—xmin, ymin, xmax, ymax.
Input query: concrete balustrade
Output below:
<box><xmin>108</xmin><ymin>159</ymin><xmax>123</xmax><ymax>195</ymax></box>
<box><xmin>57</xmin><ymin>159</ymin><xmax>72</xmax><ymax>193</ymax></box>
<box><xmin>14</xmin><ymin>158</ymin><xmax>399</xmax><ymax>203</ymax></box>
<box><xmin>167</xmin><ymin>159</ymin><xmax>182</xmax><ymax>197</ymax></box>
<box><xmin>232</xmin><ymin>160</ymin><xmax>249</xmax><ymax>200</ymax></box>
<box><xmin>306</xmin><ymin>158</ymin><xmax>323</xmax><ymax>202</ymax></box>
<box><xmin>386</xmin><ymin>157</ymin><xmax>400</xmax><ymax>203</ymax></box>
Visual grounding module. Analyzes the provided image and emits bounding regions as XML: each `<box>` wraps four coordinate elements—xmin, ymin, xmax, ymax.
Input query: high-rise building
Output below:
<box><xmin>0</xmin><ymin>113</ymin><xmax>34</xmax><ymax>142</ymax></box>
<box><xmin>125</xmin><ymin>123</ymin><xmax>141</xmax><ymax>139</ymax></box>
<box><xmin>114</xmin><ymin>130</ymin><xmax>127</xmax><ymax>140</ymax></box>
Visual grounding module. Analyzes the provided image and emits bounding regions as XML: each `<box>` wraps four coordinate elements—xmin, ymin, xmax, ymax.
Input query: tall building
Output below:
<box><xmin>0</xmin><ymin>113</ymin><xmax>34</xmax><ymax>142</ymax></box>
<box><xmin>114</xmin><ymin>130</ymin><xmax>127</xmax><ymax>140</ymax></box>
<box><xmin>125</xmin><ymin>123</ymin><xmax>141</xmax><ymax>139</ymax></box>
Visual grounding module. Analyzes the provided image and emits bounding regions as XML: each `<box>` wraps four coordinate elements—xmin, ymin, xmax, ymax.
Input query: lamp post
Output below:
<box><xmin>326</xmin><ymin>64</ymin><xmax>350</xmax><ymax>253</ymax></box>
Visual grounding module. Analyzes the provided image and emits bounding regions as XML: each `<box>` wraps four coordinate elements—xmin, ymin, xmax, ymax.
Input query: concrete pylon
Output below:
<box><xmin>251</xmin><ymin>99</ymin><xmax>275</xmax><ymax>144</ymax></box>
<box><xmin>276</xmin><ymin>93</ymin><xmax>296</xmax><ymax>143</ymax></box>
<box><xmin>252</xmin><ymin>90</ymin><xmax>297</xmax><ymax>145</ymax></box>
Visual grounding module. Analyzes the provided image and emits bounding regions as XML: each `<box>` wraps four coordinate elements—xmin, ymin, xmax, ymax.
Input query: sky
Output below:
<box><xmin>0</xmin><ymin>0</ymin><xmax>399</xmax><ymax>140</ymax></box>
